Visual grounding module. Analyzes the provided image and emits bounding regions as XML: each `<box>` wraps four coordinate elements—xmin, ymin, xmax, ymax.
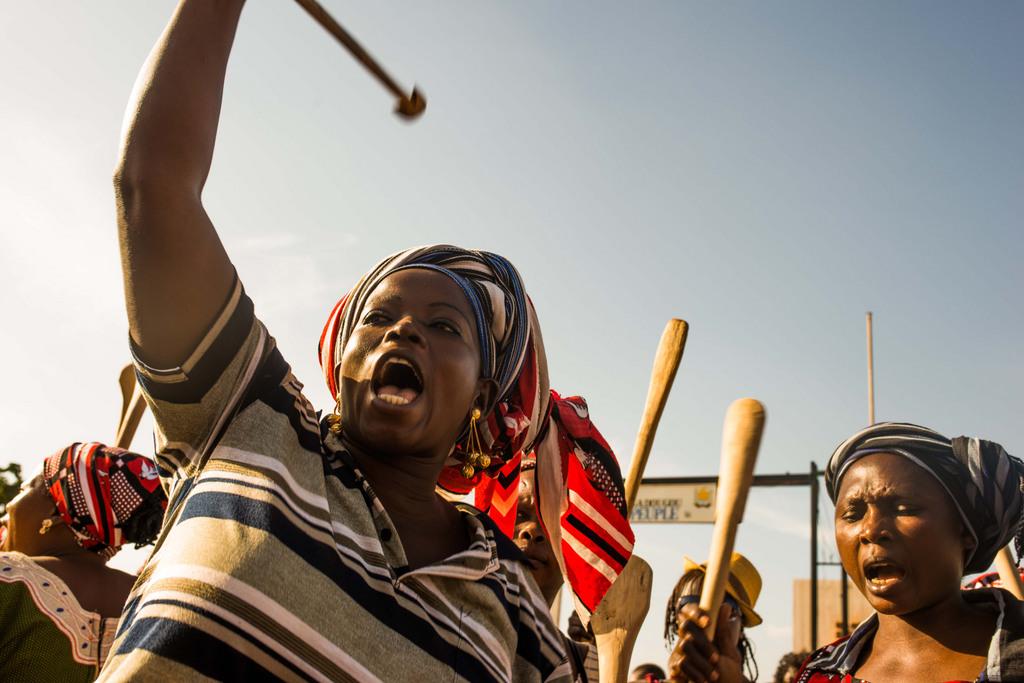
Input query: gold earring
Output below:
<box><xmin>461</xmin><ymin>408</ymin><xmax>491</xmax><ymax>479</ymax></box>
<box><xmin>38</xmin><ymin>518</ymin><xmax>53</xmax><ymax>535</ymax></box>
<box><xmin>326</xmin><ymin>394</ymin><xmax>343</xmax><ymax>434</ymax></box>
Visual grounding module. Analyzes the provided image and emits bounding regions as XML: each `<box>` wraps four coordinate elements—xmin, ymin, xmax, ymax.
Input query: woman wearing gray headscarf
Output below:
<box><xmin>796</xmin><ymin>423</ymin><xmax>1024</xmax><ymax>683</ymax></box>
<box><xmin>103</xmin><ymin>2</ymin><xmax>634</xmax><ymax>680</ymax></box>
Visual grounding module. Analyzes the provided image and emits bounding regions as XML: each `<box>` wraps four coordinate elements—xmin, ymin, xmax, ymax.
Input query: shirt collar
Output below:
<box><xmin>327</xmin><ymin>440</ymin><xmax>503</xmax><ymax>581</ymax></box>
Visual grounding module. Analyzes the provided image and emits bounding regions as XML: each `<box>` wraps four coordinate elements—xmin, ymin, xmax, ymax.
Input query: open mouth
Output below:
<box><xmin>372</xmin><ymin>355</ymin><xmax>424</xmax><ymax>407</ymax></box>
<box><xmin>864</xmin><ymin>559</ymin><xmax>906</xmax><ymax>589</ymax></box>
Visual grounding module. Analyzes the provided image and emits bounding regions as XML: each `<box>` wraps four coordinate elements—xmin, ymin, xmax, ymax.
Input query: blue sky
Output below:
<box><xmin>1</xmin><ymin>1</ymin><xmax>1021</xmax><ymax>672</ymax></box>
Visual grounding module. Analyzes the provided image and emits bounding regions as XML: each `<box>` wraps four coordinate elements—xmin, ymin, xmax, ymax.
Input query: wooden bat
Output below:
<box><xmin>995</xmin><ymin>546</ymin><xmax>1024</xmax><ymax>600</ymax></box>
<box><xmin>115</xmin><ymin>364</ymin><xmax>147</xmax><ymax>450</ymax></box>
<box><xmin>698</xmin><ymin>398</ymin><xmax>766</xmax><ymax>635</ymax></box>
<box><xmin>591</xmin><ymin>554</ymin><xmax>653</xmax><ymax>683</ymax></box>
<box><xmin>591</xmin><ymin>319</ymin><xmax>688</xmax><ymax>683</ymax></box>
<box><xmin>623</xmin><ymin>318</ymin><xmax>689</xmax><ymax>511</ymax></box>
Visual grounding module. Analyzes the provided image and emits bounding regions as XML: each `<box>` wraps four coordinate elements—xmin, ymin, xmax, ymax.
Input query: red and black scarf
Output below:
<box><xmin>43</xmin><ymin>442</ymin><xmax>166</xmax><ymax>559</ymax></box>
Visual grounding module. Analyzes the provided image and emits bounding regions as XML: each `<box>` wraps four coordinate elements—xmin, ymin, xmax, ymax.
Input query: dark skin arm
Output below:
<box><xmin>113</xmin><ymin>0</ymin><xmax>245</xmax><ymax>367</ymax></box>
<box><xmin>35</xmin><ymin>557</ymin><xmax>138</xmax><ymax>619</ymax></box>
<box><xmin>667</xmin><ymin>604</ymin><xmax>746</xmax><ymax>683</ymax></box>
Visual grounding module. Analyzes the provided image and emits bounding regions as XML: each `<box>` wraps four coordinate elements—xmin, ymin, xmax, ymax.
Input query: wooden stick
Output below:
<box><xmin>292</xmin><ymin>0</ymin><xmax>426</xmax><ymax>119</ymax></box>
<box><xmin>623</xmin><ymin>319</ymin><xmax>689</xmax><ymax>512</ymax></box>
<box><xmin>698</xmin><ymin>398</ymin><xmax>766</xmax><ymax>635</ymax></box>
<box><xmin>549</xmin><ymin>586</ymin><xmax>562</xmax><ymax>625</ymax></box>
<box><xmin>115</xmin><ymin>364</ymin><xmax>147</xmax><ymax>450</ymax></box>
<box><xmin>117</xmin><ymin>364</ymin><xmax>135</xmax><ymax>426</ymax></box>
<box><xmin>591</xmin><ymin>319</ymin><xmax>687</xmax><ymax>682</ymax></box>
<box><xmin>995</xmin><ymin>547</ymin><xmax>1024</xmax><ymax>600</ymax></box>
<box><xmin>591</xmin><ymin>554</ymin><xmax>653</xmax><ymax>683</ymax></box>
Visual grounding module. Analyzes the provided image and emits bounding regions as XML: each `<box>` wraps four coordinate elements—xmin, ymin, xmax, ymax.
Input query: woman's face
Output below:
<box><xmin>514</xmin><ymin>472</ymin><xmax>563</xmax><ymax>605</ymax></box>
<box><xmin>338</xmin><ymin>269</ymin><xmax>495</xmax><ymax>462</ymax></box>
<box><xmin>834</xmin><ymin>452</ymin><xmax>973</xmax><ymax>615</ymax></box>
<box><xmin>0</xmin><ymin>471</ymin><xmax>52</xmax><ymax>554</ymax></box>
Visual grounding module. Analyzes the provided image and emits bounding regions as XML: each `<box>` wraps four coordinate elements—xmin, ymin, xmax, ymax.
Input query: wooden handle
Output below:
<box><xmin>292</xmin><ymin>0</ymin><xmax>426</xmax><ymax>119</ymax></box>
<box><xmin>623</xmin><ymin>319</ymin><xmax>689</xmax><ymax>513</ymax></box>
<box><xmin>698</xmin><ymin>398</ymin><xmax>765</xmax><ymax>635</ymax></box>
<box><xmin>117</xmin><ymin>365</ymin><xmax>135</xmax><ymax>425</ymax></box>
<box><xmin>995</xmin><ymin>547</ymin><xmax>1024</xmax><ymax>599</ymax></box>
<box><xmin>591</xmin><ymin>554</ymin><xmax>653</xmax><ymax>683</ymax></box>
<box><xmin>115</xmin><ymin>364</ymin><xmax>147</xmax><ymax>450</ymax></box>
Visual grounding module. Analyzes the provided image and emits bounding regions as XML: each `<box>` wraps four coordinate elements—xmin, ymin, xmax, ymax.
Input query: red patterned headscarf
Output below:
<box><xmin>319</xmin><ymin>245</ymin><xmax>635</xmax><ymax>624</ymax></box>
<box><xmin>43</xmin><ymin>442</ymin><xmax>167</xmax><ymax>560</ymax></box>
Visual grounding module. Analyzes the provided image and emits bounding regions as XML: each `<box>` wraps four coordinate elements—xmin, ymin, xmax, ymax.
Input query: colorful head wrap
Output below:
<box><xmin>825</xmin><ymin>422</ymin><xmax>1024</xmax><ymax>574</ymax></box>
<box><xmin>319</xmin><ymin>244</ymin><xmax>635</xmax><ymax>623</ymax></box>
<box><xmin>43</xmin><ymin>442</ymin><xmax>167</xmax><ymax>560</ymax></box>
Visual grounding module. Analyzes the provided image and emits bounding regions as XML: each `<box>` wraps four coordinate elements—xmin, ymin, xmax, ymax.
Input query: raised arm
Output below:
<box><xmin>113</xmin><ymin>0</ymin><xmax>245</xmax><ymax>368</ymax></box>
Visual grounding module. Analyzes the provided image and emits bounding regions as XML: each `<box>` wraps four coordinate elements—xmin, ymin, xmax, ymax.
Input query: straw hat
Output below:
<box><xmin>682</xmin><ymin>552</ymin><xmax>762</xmax><ymax>627</ymax></box>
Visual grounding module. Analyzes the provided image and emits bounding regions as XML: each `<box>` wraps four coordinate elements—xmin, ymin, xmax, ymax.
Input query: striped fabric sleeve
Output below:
<box><xmin>129</xmin><ymin>277</ymin><xmax>275</xmax><ymax>483</ymax></box>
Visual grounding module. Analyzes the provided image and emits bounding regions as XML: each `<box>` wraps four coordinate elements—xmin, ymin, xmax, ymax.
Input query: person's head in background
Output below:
<box><xmin>826</xmin><ymin>424</ymin><xmax>1023</xmax><ymax>618</ymax></box>
<box><xmin>514</xmin><ymin>459</ymin><xmax>563</xmax><ymax>606</ymax></box>
<box><xmin>773</xmin><ymin>651</ymin><xmax>809</xmax><ymax>683</ymax></box>
<box><xmin>629</xmin><ymin>662</ymin><xmax>666</xmax><ymax>682</ymax></box>
<box><xmin>797</xmin><ymin>422</ymin><xmax>1024</xmax><ymax>681</ymax></box>
<box><xmin>664</xmin><ymin>553</ymin><xmax>762</xmax><ymax>681</ymax></box>
<box><xmin>1</xmin><ymin>442</ymin><xmax>165</xmax><ymax>560</ymax></box>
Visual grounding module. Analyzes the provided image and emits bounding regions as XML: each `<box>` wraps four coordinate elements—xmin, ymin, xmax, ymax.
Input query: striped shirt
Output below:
<box><xmin>98</xmin><ymin>280</ymin><xmax>570</xmax><ymax>682</ymax></box>
<box><xmin>796</xmin><ymin>589</ymin><xmax>1024</xmax><ymax>683</ymax></box>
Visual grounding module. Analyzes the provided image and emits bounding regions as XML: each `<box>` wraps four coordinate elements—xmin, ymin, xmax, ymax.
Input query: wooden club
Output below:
<box><xmin>115</xmin><ymin>364</ymin><xmax>147</xmax><ymax>450</ymax></box>
<box><xmin>592</xmin><ymin>318</ymin><xmax>689</xmax><ymax>683</ymax></box>
<box><xmin>591</xmin><ymin>555</ymin><xmax>653</xmax><ymax>683</ymax></box>
<box><xmin>623</xmin><ymin>319</ymin><xmax>689</xmax><ymax>509</ymax></box>
<box><xmin>698</xmin><ymin>398</ymin><xmax>765</xmax><ymax>636</ymax></box>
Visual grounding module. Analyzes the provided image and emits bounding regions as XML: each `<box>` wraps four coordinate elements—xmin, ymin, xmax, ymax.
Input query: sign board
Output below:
<box><xmin>629</xmin><ymin>482</ymin><xmax>717</xmax><ymax>524</ymax></box>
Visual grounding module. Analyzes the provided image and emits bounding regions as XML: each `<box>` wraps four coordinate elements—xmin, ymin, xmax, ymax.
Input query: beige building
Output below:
<box><xmin>792</xmin><ymin>578</ymin><xmax>874</xmax><ymax>652</ymax></box>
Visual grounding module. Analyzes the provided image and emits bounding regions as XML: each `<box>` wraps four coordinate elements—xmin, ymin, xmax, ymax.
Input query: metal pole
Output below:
<box><xmin>842</xmin><ymin>312</ymin><xmax>875</xmax><ymax>636</ymax></box>
<box><xmin>840</xmin><ymin>566</ymin><xmax>849</xmax><ymax>636</ymax></box>
<box><xmin>866</xmin><ymin>312</ymin><xmax>875</xmax><ymax>425</ymax></box>
<box><xmin>810</xmin><ymin>461</ymin><xmax>819</xmax><ymax>650</ymax></box>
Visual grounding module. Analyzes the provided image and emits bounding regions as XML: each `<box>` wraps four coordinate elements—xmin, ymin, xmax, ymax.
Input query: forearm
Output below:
<box><xmin>115</xmin><ymin>0</ymin><xmax>245</xmax><ymax>193</ymax></box>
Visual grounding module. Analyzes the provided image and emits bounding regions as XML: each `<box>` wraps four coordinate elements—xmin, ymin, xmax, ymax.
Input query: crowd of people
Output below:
<box><xmin>1</xmin><ymin>1</ymin><xmax>1021</xmax><ymax>682</ymax></box>
<box><xmin>5</xmin><ymin>423</ymin><xmax>1021</xmax><ymax>682</ymax></box>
